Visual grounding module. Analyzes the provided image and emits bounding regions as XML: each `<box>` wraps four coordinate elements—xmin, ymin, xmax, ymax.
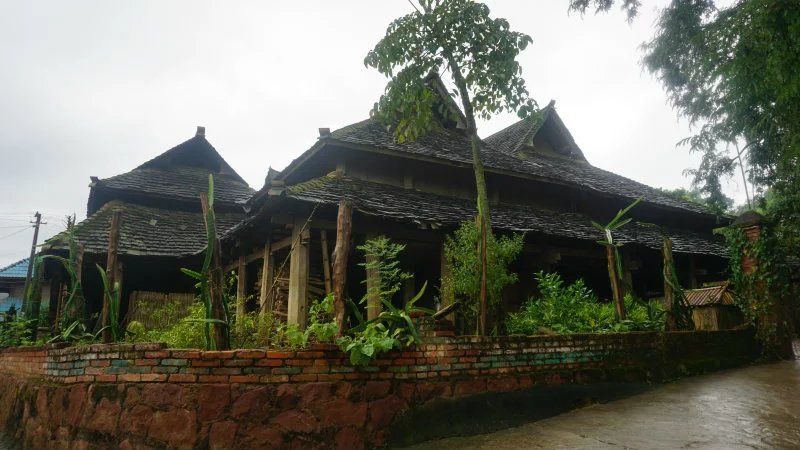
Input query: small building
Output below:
<box><xmin>41</xmin><ymin>127</ymin><xmax>254</xmax><ymax>325</ymax></box>
<box><xmin>0</xmin><ymin>258</ymin><xmax>50</xmax><ymax>320</ymax></box>
<box><xmin>685</xmin><ymin>282</ymin><xmax>744</xmax><ymax>331</ymax></box>
<box><xmin>223</xmin><ymin>81</ymin><xmax>731</xmax><ymax>328</ymax></box>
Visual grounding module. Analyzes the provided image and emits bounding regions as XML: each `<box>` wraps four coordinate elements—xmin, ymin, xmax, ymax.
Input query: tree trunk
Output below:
<box><xmin>332</xmin><ymin>200</ymin><xmax>353</xmax><ymax>336</ymax></box>
<box><xmin>101</xmin><ymin>210</ymin><xmax>121</xmax><ymax>343</ymax></box>
<box><xmin>200</xmin><ymin>193</ymin><xmax>230</xmax><ymax>351</ymax></box>
<box><xmin>606</xmin><ymin>245</ymin><xmax>626</xmax><ymax>320</ymax></box>
<box><xmin>663</xmin><ymin>237</ymin><xmax>677</xmax><ymax>331</ymax></box>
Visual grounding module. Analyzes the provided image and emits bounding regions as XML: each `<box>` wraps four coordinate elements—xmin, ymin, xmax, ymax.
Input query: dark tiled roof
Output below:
<box><xmin>326</xmin><ymin>118</ymin><xmax>714</xmax><ymax>217</ymax></box>
<box><xmin>0</xmin><ymin>258</ymin><xmax>28</xmax><ymax>279</ymax></box>
<box><xmin>96</xmin><ymin>166</ymin><xmax>254</xmax><ymax>206</ymax></box>
<box><xmin>685</xmin><ymin>283</ymin><xmax>735</xmax><ymax>306</ymax></box>
<box><xmin>284</xmin><ymin>175</ymin><xmax>727</xmax><ymax>257</ymax></box>
<box><xmin>45</xmin><ymin>201</ymin><xmax>244</xmax><ymax>257</ymax></box>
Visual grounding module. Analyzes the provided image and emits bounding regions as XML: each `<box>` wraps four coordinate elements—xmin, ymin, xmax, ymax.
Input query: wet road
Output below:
<box><xmin>407</xmin><ymin>360</ymin><xmax>800</xmax><ymax>450</ymax></box>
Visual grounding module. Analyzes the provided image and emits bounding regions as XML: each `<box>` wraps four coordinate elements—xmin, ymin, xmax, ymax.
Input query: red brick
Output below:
<box><xmin>235</xmin><ymin>350</ymin><xmax>266</xmax><ymax>359</ymax></box>
<box><xmin>198</xmin><ymin>375</ymin><xmax>229</xmax><ymax>383</ymax></box>
<box><xmin>139</xmin><ymin>374</ymin><xmax>168</xmax><ymax>382</ymax></box>
<box><xmin>118</xmin><ymin>374</ymin><xmax>142</xmax><ymax>383</ymax></box>
<box><xmin>295</xmin><ymin>351</ymin><xmax>325</xmax><ymax>359</ymax></box>
<box><xmin>266</xmin><ymin>351</ymin><xmax>294</xmax><ymax>359</ymax></box>
<box><xmin>191</xmin><ymin>359</ymin><xmax>222</xmax><ymax>367</ymax></box>
<box><xmin>255</xmin><ymin>359</ymin><xmax>284</xmax><ymax>367</ymax></box>
<box><xmin>96</xmin><ymin>374</ymin><xmax>117</xmax><ymax>383</ymax></box>
<box><xmin>143</xmin><ymin>351</ymin><xmax>169</xmax><ymax>359</ymax></box>
<box><xmin>290</xmin><ymin>374</ymin><xmax>318</xmax><ymax>382</ymax></box>
<box><xmin>202</xmin><ymin>350</ymin><xmax>236</xmax><ymax>359</ymax></box>
<box><xmin>223</xmin><ymin>359</ymin><xmax>253</xmax><ymax>367</ymax></box>
<box><xmin>168</xmin><ymin>374</ymin><xmax>197</xmax><ymax>383</ymax></box>
<box><xmin>134</xmin><ymin>359</ymin><xmax>159</xmax><ymax>366</ymax></box>
<box><xmin>229</xmin><ymin>375</ymin><xmax>260</xmax><ymax>383</ymax></box>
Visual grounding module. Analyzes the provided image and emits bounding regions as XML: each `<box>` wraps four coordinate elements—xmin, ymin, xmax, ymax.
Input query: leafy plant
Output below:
<box><xmin>337</xmin><ymin>283</ymin><xmax>432</xmax><ymax>365</ymax></box>
<box><xmin>443</xmin><ymin>221</ymin><xmax>523</xmax><ymax>334</ymax></box>
<box><xmin>0</xmin><ymin>318</ymin><xmax>36</xmax><ymax>348</ymax></box>
<box><xmin>96</xmin><ymin>264</ymin><xmax>122</xmax><ymax>342</ymax></box>
<box><xmin>591</xmin><ymin>198</ymin><xmax>641</xmax><ymax>320</ymax></box>
<box><xmin>358</xmin><ymin>236</ymin><xmax>412</xmax><ymax>308</ymax></box>
<box><xmin>48</xmin><ymin>320</ymin><xmax>98</xmax><ymax>345</ymax></box>
<box><xmin>45</xmin><ymin>218</ymin><xmax>86</xmax><ymax>332</ymax></box>
<box><xmin>181</xmin><ymin>174</ymin><xmax>231</xmax><ymax>350</ymax></box>
<box><xmin>507</xmin><ymin>272</ymin><xmax>664</xmax><ymax>335</ymax></box>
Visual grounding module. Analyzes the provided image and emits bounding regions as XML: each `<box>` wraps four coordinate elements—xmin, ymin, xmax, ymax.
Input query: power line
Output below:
<box><xmin>0</xmin><ymin>225</ymin><xmax>32</xmax><ymax>229</ymax></box>
<box><xmin>0</xmin><ymin>227</ymin><xmax>30</xmax><ymax>241</ymax></box>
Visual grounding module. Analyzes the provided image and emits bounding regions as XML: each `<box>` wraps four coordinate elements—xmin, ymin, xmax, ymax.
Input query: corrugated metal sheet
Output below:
<box><xmin>685</xmin><ymin>283</ymin><xmax>735</xmax><ymax>307</ymax></box>
<box><xmin>0</xmin><ymin>258</ymin><xmax>28</xmax><ymax>279</ymax></box>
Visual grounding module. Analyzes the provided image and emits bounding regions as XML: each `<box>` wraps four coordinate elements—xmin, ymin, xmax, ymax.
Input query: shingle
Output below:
<box><xmin>0</xmin><ymin>258</ymin><xmax>29</xmax><ymax>279</ymax></box>
<box><xmin>328</xmin><ymin>118</ymin><xmax>715</xmax><ymax>217</ymax></box>
<box><xmin>45</xmin><ymin>201</ymin><xmax>244</xmax><ymax>257</ymax></box>
<box><xmin>285</xmin><ymin>175</ymin><xmax>727</xmax><ymax>256</ymax></box>
<box><xmin>97</xmin><ymin>166</ymin><xmax>254</xmax><ymax>206</ymax></box>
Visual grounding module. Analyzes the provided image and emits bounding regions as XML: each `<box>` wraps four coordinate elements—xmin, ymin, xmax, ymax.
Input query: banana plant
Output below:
<box><xmin>592</xmin><ymin>198</ymin><xmax>641</xmax><ymax>320</ymax></box>
<box><xmin>96</xmin><ymin>264</ymin><xmax>122</xmax><ymax>342</ymax></box>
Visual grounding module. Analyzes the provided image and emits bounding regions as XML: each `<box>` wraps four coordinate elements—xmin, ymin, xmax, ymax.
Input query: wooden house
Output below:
<box><xmin>41</xmin><ymin>127</ymin><xmax>254</xmax><ymax>324</ymax></box>
<box><xmin>0</xmin><ymin>258</ymin><xmax>50</xmax><ymax>320</ymax></box>
<box><xmin>223</xmin><ymin>87</ymin><xmax>729</xmax><ymax>328</ymax></box>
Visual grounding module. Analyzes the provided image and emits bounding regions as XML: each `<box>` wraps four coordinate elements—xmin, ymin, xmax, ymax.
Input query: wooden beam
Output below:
<box><xmin>606</xmin><ymin>245</ymin><xmax>626</xmax><ymax>320</ymax></box>
<box><xmin>663</xmin><ymin>237</ymin><xmax>677</xmax><ymax>331</ymax></box>
<box><xmin>101</xmin><ymin>210</ymin><xmax>121</xmax><ymax>343</ymax></box>
<box><xmin>333</xmin><ymin>200</ymin><xmax>353</xmax><ymax>335</ymax></box>
<box><xmin>259</xmin><ymin>243</ymin><xmax>274</xmax><ymax>315</ymax></box>
<box><xmin>287</xmin><ymin>218</ymin><xmax>311</xmax><ymax>328</ymax></box>
<box><xmin>320</xmin><ymin>230</ymin><xmax>332</xmax><ymax>294</ymax></box>
<box><xmin>236</xmin><ymin>255</ymin><xmax>247</xmax><ymax>323</ymax></box>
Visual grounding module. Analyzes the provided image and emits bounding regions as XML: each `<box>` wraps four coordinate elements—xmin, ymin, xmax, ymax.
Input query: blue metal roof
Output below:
<box><xmin>0</xmin><ymin>258</ymin><xmax>29</xmax><ymax>279</ymax></box>
<box><xmin>0</xmin><ymin>297</ymin><xmax>21</xmax><ymax>314</ymax></box>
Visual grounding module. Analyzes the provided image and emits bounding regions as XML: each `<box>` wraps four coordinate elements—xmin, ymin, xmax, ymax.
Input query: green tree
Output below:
<box><xmin>366</xmin><ymin>0</ymin><xmax>538</xmax><ymax>334</ymax></box>
<box><xmin>569</xmin><ymin>0</ymin><xmax>800</xmax><ymax>239</ymax></box>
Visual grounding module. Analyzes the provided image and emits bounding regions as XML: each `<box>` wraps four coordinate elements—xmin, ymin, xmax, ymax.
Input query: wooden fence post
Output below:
<box><xmin>287</xmin><ymin>218</ymin><xmax>310</xmax><ymax>328</ymax></box>
<box><xmin>332</xmin><ymin>200</ymin><xmax>353</xmax><ymax>335</ymax></box>
<box><xmin>259</xmin><ymin>242</ymin><xmax>274</xmax><ymax>316</ymax></box>
<box><xmin>101</xmin><ymin>210</ymin><xmax>121</xmax><ymax>343</ymax></box>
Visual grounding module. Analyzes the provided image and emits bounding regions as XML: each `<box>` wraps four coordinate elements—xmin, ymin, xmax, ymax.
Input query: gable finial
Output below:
<box><xmin>196</xmin><ymin>126</ymin><xmax>206</xmax><ymax>137</ymax></box>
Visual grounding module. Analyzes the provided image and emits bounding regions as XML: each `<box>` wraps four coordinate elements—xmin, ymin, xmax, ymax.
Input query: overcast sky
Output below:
<box><xmin>0</xmin><ymin>1</ymin><xmax>748</xmax><ymax>267</ymax></box>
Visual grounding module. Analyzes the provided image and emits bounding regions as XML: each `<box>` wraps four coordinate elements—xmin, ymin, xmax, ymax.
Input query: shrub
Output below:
<box><xmin>506</xmin><ymin>271</ymin><xmax>664</xmax><ymax>335</ymax></box>
<box><xmin>444</xmin><ymin>221</ymin><xmax>524</xmax><ymax>333</ymax></box>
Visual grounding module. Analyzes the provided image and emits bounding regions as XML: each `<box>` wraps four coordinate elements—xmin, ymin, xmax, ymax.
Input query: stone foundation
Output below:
<box><xmin>0</xmin><ymin>330</ymin><xmax>759</xmax><ymax>449</ymax></box>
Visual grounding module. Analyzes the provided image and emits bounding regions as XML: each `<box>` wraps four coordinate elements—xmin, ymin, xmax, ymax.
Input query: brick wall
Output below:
<box><xmin>0</xmin><ymin>330</ymin><xmax>759</xmax><ymax>449</ymax></box>
<box><xmin>0</xmin><ymin>331</ymin><xmax>757</xmax><ymax>386</ymax></box>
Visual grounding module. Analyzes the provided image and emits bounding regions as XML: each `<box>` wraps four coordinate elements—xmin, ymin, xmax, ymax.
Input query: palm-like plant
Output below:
<box><xmin>592</xmin><ymin>198</ymin><xmax>641</xmax><ymax>320</ymax></box>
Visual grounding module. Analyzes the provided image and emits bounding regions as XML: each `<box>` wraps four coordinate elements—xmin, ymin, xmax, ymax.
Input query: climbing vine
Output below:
<box><xmin>719</xmin><ymin>222</ymin><xmax>794</xmax><ymax>356</ymax></box>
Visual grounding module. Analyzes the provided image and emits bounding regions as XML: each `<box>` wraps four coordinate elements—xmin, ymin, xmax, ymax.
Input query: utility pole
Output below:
<box><xmin>22</xmin><ymin>212</ymin><xmax>42</xmax><ymax>315</ymax></box>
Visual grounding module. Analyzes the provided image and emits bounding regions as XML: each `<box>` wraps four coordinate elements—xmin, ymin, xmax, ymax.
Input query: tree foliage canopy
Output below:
<box><xmin>365</xmin><ymin>0</ymin><xmax>538</xmax><ymax>141</ymax></box>
<box><xmin>571</xmin><ymin>0</ymin><xmax>800</xmax><ymax>243</ymax></box>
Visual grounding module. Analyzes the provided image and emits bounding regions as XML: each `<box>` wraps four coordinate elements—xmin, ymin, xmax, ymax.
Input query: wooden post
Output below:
<box><xmin>101</xmin><ymin>210</ymin><xmax>121</xmax><ymax>343</ymax></box>
<box><xmin>332</xmin><ymin>200</ymin><xmax>353</xmax><ymax>335</ymax></box>
<box><xmin>259</xmin><ymin>243</ymin><xmax>274</xmax><ymax>315</ymax></box>
<box><xmin>236</xmin><ymin>255</ymin><xmax>247</xmax><ymax>323</ymax></box>
<box><xmin>365</xmin><ymin>234</ymin><xmax>381</xmax><ymax>321</ymax></box>
<box><xmin>440</xmin><ymin>242</ymin><xmax>455</xmax><ymax>320</ymax></box>
<box><xmin>663</xmin><ymin>237</ymin><xmax>677</xmax><ymax>331</ymax></box>
<box><xmin>200</xmin><ymin>193</ymin><xmax>230</xmax><ymax>350</ymax></box>
<box><xmin>688</xmin><ymin>255</ymin><xmax>699</xmax><ymax>289</ymax></box>
<box><xmin>287</xmin><ymin>218</ymin><xmax>311</xmax><ymax>328</ymax></box>
<box><xmin>320</xmin><ymin>230</ymin><xmax>332</xmax><ymax>294</ymax></box>
<box><xmin>606</xmin><ymin>245</ymin><xmax>626</xmax><ymax>320</ymax></box>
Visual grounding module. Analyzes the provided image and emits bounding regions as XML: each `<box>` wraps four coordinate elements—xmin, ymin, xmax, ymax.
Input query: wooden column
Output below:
<box><xmin>236</xmin><ymin>256</ymin><xmax>247</xmax><ymax>322</ymax></box>
<box><xmin>101</xmin><ymin>210</ymin><xmax>121</xmax><ymax>343</ymax></box>
<box><xmin>287</xmin><ymin>218</ymin><xmax>311</xmax><ymax>328</ymax></box>
<box><xmin>320</xmin><ymin>230</ymin><xmax>332</xmax><ymax>294</ymax></box>
<box><xmin>606</xmin><ymin>245</ymin><xmax>626</xmax><ymax>320</ymax></box>
<box><xmin>332</xmin><ymin>200</ymin><xmax>353</xmax><ymax>335</ymax></box>
<box><xmin>365</xmin><ymin>233</ymin><xmax>381</xmax><ymax>321</ymax></box>
<box><xmin>259</xmin><ymin>243</ymin><xmax>274</xmax><ymax>315</ymax></box>
<box><xmin>440</xmin><ymin>242</ymin><xmax>455</xmax><ymax>319</ymax></box>
<box><xmin>663</xmin><ymin>237</ymin><xmax>677</xmax><ymax>331</ymax></box>
<box><xmin>688</xmin><ymin>255</ymin><xmax>699</xmax><ymax>288</ymax></box>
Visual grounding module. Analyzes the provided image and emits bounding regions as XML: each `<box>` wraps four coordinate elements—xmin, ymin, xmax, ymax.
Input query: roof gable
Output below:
<box><xmin>89</xmin><ymin>129</ymin><xmax>254</xmax><ymax>213</ymax></box>
<box><xmin>136</xmin><ymin>131</ymin><xmax>246</xmax><ymax>184</ymax></box>
<box><xmin>0</xmin><ymin>258</ymin><xmax>28</xmax><ymax>280</ymax></box>
<box><xmin>484</xmin><ymin>101</ymin><xmax>586</xmax><ymax>161</ymax></box>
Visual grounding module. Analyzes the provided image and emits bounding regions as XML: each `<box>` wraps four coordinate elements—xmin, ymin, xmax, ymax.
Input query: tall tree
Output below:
<box><xmin>570</xmin><ymin>0</ymin><xmax>800</xmax><ymax>225</ymax></box>
<box><xmin>366</xmin><ymin>0</ymin><xmax>537</xmax><ymax>334</ymax></box>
